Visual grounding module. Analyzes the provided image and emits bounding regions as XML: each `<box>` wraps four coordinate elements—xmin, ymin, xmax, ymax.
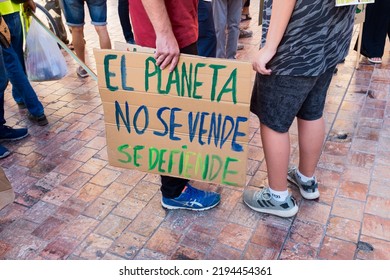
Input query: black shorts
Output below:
<box><xmin>250</xmin><ymin>67</ymin><xmax>335</xmax><ymax>133</ymax></box>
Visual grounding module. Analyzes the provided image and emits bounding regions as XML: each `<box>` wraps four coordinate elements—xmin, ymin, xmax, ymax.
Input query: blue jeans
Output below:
<box><xmin>62</xmin><ymin>0</ymin><xmax>108</xmax><ymax>26</ymax></box>
<box><xmin>0</xmin><ymin>45</ymin><xmax>7</xmax><ymax>127</ymax></box>
<box><xmin>198</xmin><ymin>0</ymin><xmax>216</xmax><ymax>57</ymax></box>
<box><xmin>118</xmin><ymin>0</ymin><xmax>134</xmax><ymax>44</ymax></box>
<box><xmin>2</xmin><ymin>12</ymin><xmax>44</xmax><ymax>117</ymax></box>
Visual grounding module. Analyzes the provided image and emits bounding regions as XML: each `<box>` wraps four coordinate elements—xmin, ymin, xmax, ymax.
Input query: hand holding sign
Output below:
<box><xmin>154</xmin><ymin>31</ymin><xmax>180</xmax><ymax>72</ymax></box>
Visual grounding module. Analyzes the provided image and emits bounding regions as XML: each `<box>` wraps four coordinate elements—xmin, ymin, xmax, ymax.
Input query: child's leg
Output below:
<box><xmin>260</xmin><ymin>123</ymin><xmax>290</xmax><ymax>192</ymax></box>
<box><xmin>297</xmin><ymin>117</ymin><xmax>325</xmax><ymax>177</ymax></box>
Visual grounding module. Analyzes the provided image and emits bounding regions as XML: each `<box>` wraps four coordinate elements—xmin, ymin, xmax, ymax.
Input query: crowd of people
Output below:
<box><xmin>0</xmin><ymin>1</ymin><xmax>387</xmax><ymax>219</ymax></box>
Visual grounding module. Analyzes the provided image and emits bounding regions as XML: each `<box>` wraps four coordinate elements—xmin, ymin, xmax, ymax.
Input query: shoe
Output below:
<box><xmin>243</xmin><ymin>186</ymin><xmax>298</xmax><ymax>218</ymax></box>
<box><xmin>77</xmin><ymin>66</ymin><xmax>89</xmax><ymax>78</ymax></box>
<box><xmin>287</xmin><ymin>166</ymin><xmax>319</xmax><ymax>200</ymax></box>
<box><xmin>239</xmin><ymin>29</ymin><xmax>253</xmax><ymax>39</ymax></box>
<box><xmin>0</xmin><ymin>145</ymin><xmax>10</xmax><ymax>159</ymax></box>
<box><xmin>27</xmin><ymin>113</ymin><xmax>49</xmax><ymax>126</ymax></box>
<box><xmin>367</xmin><ymin>57</ymin><xmax>382</xmax><ymax>64</ymax></box>
<box><xmin>16</xmin><ymin>102</ymin><xmax>26</xmax><ymax>109</ymax></box>
<box><xmin>0</xmin><ymin>125</ymin><xmax>28</xmax><ymax>141</ymax></box>
<box><xmin>241</xmin><ymin>14</ymin><xmax>252</xmax><ymax>22</ymax></box>
<box><xmin>0</xmin><ymin>167</ymin><xmax>15</xmax><ymax>210</ymax></box>
<box><xmin>161</xmin><ymin>183</ymin><xmax>221</xmax><ymax>211</ymax></box>
<box><xmin>237</xmin><ymin>43</ymin><xmax>244</xmax><ymax>51</ymax></box>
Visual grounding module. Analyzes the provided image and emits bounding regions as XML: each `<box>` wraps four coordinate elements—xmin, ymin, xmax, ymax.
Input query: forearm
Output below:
<box><xmin>141</xmin><ymin>0</ymin><xmax>173</xmax><ymax>36</ymax></box>
<box><xmin>264</xmin><ymin>0</ymin><xmax>296</xmax><ymax>52</ymax></box>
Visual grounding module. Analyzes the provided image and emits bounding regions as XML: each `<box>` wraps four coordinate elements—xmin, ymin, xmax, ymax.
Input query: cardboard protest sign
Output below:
<box><xmin>354</xmin><ymin>4</ymin><xmax>369</xmax><ymax>24</ymax></box>
<box><xmin>336</xmin><ymin>0</ymin><xmax>374</xmax><ymax>7</ymax></box>
<box><xmin>94</xmin><ymin>48</ymin><xmax>252</xmax><ymax>187</ymax></box>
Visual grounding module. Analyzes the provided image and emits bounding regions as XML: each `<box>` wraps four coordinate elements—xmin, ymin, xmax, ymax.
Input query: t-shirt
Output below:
<box><xmin>129</xmin><ymin>0</ymin><xmax>198</xmax><ymax>49</ymax></box>
<box><xmin>261</xmin><ymin>0</ymin><xmax>355</xmax><ymax>76</ymax></box>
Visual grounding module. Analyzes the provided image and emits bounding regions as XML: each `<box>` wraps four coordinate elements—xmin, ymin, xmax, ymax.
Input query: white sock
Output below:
<box><xmin>269</xmin><ymin>188</ymin><xmax>289</xmax><ymax>202</ymax></box>
<box><xmin>297</xmin><ymin>169</ymin><xmax>316</xmax><ymax>183</ymax></box>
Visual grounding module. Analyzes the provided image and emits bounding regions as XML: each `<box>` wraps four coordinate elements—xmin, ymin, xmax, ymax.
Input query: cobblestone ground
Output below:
<box><xmin>0</xmin><ymin>1</ymin><xmax>389</xmax><ymax>260</ymax></box>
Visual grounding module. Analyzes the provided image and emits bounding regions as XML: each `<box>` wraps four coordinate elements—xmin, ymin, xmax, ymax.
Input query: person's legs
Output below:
<box><xmin>71</xmin><ymin>26</ymin><xmax>86</xmax><ymax>61</ymax></box>
<box><xmin>213</xmin><ymin>0</ymin><xmax>228</xmax><ymax>58</ymax></box>
<box><xmin>118</xmin><ymin>0</ymin><xmax>135</xmax><ymax>44</ymax></box>
<box><xmin>198</xmin><ymin>0</ymin><xmax>216</xmax><ymax>57</ymax></box>
<box><xmin>0</xmin><ymin>46</ymin><xmax>7</xmax><ymax>127</ymax></box>
<box><xmin>2</xmin><ymin>13</ymin><xmax>46</xmax><ymax>120</ymax></box>
<box><xmin>87</xmin><ymin>0</ymin><xmax>111</xmax><ymax>49</ymax></box>
<box><xmin>297</xmin><ymin>117</ymin><xmax>325</xmax><ymax>177</ymax></box>
<box><xmin>361</xmin><ymin>0</ymin><xmax>390</xmax><ymax>59</ymax></box>
<box><xmin>159</xmin><ymin>42</ymin><xmax>220</xmax><ymax>210</ymax></box>
<box><xmin>94</xmin><ymin>25</ymin><xmax>111</xmax><ymax>49</ymax></box>
<box><xmin>0</xmin><ymin>46</ymin><xmax>28</xmax><ymax>157</ymax></box>
<box><xmin>260</xmin><ymin>123</ymin><xmax>290</xmax><ymax>192</ymax></box>
<box><xmin>226</xmin><ymin>0</ymin><xmax>242</xmax><ymax>59</ymax></box>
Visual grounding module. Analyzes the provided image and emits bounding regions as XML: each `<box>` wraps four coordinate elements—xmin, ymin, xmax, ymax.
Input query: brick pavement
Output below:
<box><xmin>0</xmin><ymin>0</ymin><xmax>389</xmax><ymax>260</ymax></box>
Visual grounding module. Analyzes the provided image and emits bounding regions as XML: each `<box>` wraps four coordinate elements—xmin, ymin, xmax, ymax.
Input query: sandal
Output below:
<box><xmin>368</xmin><ymin>57</ymin><xmax>382</xmax><ymax>64</ymax></box>
<box><xmin>241</xmin><ymin>14</ymin><xmax>252</xmax><ymax>22</ymax></box>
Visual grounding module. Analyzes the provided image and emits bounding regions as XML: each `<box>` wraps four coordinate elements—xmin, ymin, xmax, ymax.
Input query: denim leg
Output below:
<box><xmin>213</xmin><ymin>0</ymin><xmax>228</xmax><ymax>58</ymax></box>
<box><xmin>198</xmin><ymin>0</ymin><xmax>217</xmax><ymax>58</ymax></box>
<box><xmin>118</xmin><ymin>0</ymin><xmax>135</xmax><ymax>43</ymax></box>
<box><xmin>2</xmin><ymin>13</ymin><xmax>45</xmax><ymax>117</ymax></box>
<box><xmin>0</xmin><ymin>46</ymin><xmax>7</xmax><ymax>126</ymax></box>
<box><xmin>226</xmin><ymin>0</ymin><xmax>242</xmax><ymax>59</ymax></box>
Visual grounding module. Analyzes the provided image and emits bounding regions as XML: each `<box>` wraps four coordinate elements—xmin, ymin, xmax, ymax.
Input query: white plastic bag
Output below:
<box><xmin>25</xmin><ymin>18</ymin><xmax>68</xmax><ymax>81</ymax></box>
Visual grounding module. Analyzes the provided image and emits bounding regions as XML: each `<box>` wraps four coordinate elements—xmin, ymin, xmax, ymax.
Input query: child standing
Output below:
<box><xmin>244</xmin><ymin>0</ymin><xmax>356</xmax><ymax>217</ymax></box>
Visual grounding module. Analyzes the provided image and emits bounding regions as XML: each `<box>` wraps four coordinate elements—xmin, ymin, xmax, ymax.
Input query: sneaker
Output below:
<box><xmin>77</xmin><ymin>66</ymin><xmax>89</xmax><ymax>78</ymax></box>
<box><xmin>243</xmin><ymin>186</ymin><xmax>298</xmax><ymax>218</ymax></box>
<box><xmin>287</xmin><ymin>166</ymin><xmax>320</xmax><ymax>200</ymax></box>
<box><xmin>0</xmin><ymin>125</ymin><xmax>28</xmax><ymax>141</ymax></box>
<box><xmin>27</xmin><ymin>113</ymin><xmax>49</xmax><ymax>126</ymax></box>
<box><xmin>239</xmin><ymin>29</ymin><xmax>253</xmax><ymax>39</ymax></box>
<box><xmin>161</xmin><ymin>183</ymin><xmax>221</xmax><ymax>211</ymax></box>
<box><xmin>0</xmin><ymin>145</ymin><xmax>10</xmax><ymax>159</ymax></box>
<box><xmin>237</xmin><ymin>43</ymin><xmax>244</xmax><ymax>51</ymax></box>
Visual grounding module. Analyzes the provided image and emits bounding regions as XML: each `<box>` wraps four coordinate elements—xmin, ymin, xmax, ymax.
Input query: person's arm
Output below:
<box><xmin>252</xmin><ymin>0</ymin><xmax>296</xmax><ymax>75</ymax></box>
<box><xmin>141</xmin><ymin>0</ymin><xmax>179</xmax><ymax>72</ymax></box>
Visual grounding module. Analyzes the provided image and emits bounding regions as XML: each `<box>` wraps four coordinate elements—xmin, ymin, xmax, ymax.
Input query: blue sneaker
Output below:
<box><xmin>0</xmin><ymin>126</ymin><xmax>28</xmax><ymax>141</ymax></box>
<box><xmin>161</xmin><ymin>183</ymin><xmax>221</xmax><ymax>211</ymax></box>
<box><xmin>0</xmin><ymin>145</ymin><xmax>10</xmax><ymax>159</ymax></box>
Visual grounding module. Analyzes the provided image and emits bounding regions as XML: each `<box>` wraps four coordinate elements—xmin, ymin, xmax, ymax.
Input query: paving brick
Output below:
<box><xmin>362</xmin><ymin>214</ymin><xmax>390</xmax><ymax>240</ymax></box>
<box><xmin>172</xmin><ymin>245</ymin><xmax>205</xmax><ymax>260</ymax></box>
<box><xmin>332</xmin><ymin>196</ymin><xmax>365</xmax><ymax>221</ymax></box>
<box><xmin>32</xmin><ymin>216</ymin><xmax>67</xmax><ymax>240</ymax></box>
<box><xmin>318</xmin><ymin>236</ymin><xmax>356</xmax><ymax>260</ymax></box>
<box><xmin>83</xmin><ymin>197</ymin><xmax>117</xmax><ymax>220</ymax></box>
<box><xmin>280</xmin><ymin>240</ymin><xmax>318</xmax><ymax>260</ymax></box>
<box><xmin>338</xmin><ymin>181</ymin><xmax>368</xmax><ymax>201</ymax></box>
<box><xmin>40</xmin><ymin>237</ymin><xmax>80</xmax><ymax>260</ymax></box>
<box><xmin>74</xmin><ymin>233</ymin><xmax>113</xmax><ymax>259</ymax></box>
<box><xmin>243</xmin><ymin>243</ymin><xmax>277</xmax><ymax>260</ymax></box>
<box><xmin>326</xmin><ymin>216</ymin><xmax>361</xmax><ymax>243</ymax></box>
<box><xmin>95</xmin><ymin>214</ymin><xmax>131</xmax><ymax>239</ymax></box>
<box><xmin>216</xmin><ymin>223</ymin><xmax>253</xmax><ymax>251</ymax></box>
<box><xmin>109</xmin><ymin>231</ymin><xmax>148</xmax><ymax>259</ymax></box>
<box><xmin>296</xmin><ymin>200</ymin><xmax>331</xmax><ymax>225</ymax></box>
<box><xmin>205</xmin><ymin>242</ymin><xmax>242</xmax><ymax>260</ymax></box>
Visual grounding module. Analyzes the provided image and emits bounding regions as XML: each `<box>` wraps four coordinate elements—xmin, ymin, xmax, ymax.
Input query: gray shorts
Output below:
<box><xmin>250</xmin><ymin>67</ymin><xmax>335</xmax><ymax>133</ymax></box>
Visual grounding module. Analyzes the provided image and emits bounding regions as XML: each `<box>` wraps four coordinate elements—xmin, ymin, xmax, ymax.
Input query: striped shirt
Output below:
<box><xmin>261</xmin><ymin>0</ymin><xmax>355</xmax><ymax>76</ymax></box>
